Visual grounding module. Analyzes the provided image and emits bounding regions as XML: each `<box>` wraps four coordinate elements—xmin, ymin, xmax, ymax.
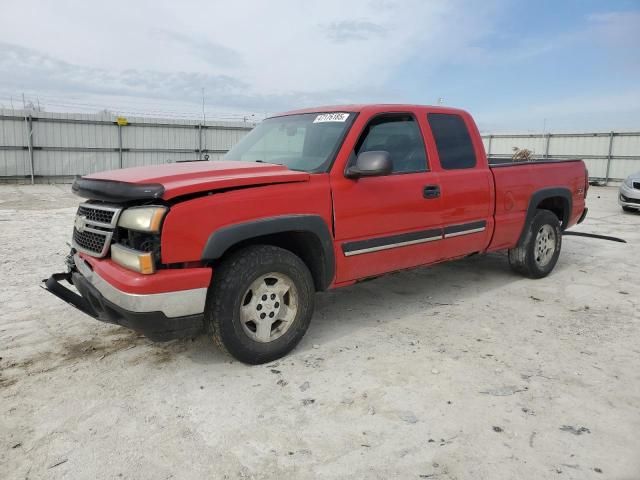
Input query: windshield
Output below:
<box><xmin>224</xmin><ymin>112</ymin><xmax>354</xmax><ymax>172</ymax></box>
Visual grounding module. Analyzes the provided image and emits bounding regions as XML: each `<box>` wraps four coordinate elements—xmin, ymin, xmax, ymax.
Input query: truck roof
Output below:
<box><xmin>274</xmin><ymin>104</ymin><xmax>469</xmax><ymax>118</ymax></box>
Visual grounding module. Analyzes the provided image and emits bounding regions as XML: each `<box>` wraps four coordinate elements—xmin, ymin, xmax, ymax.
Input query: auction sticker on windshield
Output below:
<box><xmin>313</xmin><ymin>113</ymin><xmax>350</xmax><ymax>123</ymax></box>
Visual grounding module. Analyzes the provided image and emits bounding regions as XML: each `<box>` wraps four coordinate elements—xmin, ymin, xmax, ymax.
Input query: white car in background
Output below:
<box><xmin>619</xmin><ymin>171</ymin><xmax>640</xmax><ymax>212</ymax></box>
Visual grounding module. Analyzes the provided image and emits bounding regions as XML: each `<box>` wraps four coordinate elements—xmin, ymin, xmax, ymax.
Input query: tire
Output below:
<box><xmin>205</xmin><ymin>245</ymin><xmax>315</xmax><ymax>364</ymax></box>
<box><xmin>508</xmin><ymin>209</ymin><xmax>562</xmax><ymax>279</ymax></box>
<box><xmin>622</xmin><ymin>206</ymin><xmax>637</xmax><ymax>213</ymax></box>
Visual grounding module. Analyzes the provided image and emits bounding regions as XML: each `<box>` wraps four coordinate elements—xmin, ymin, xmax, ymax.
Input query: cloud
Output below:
<box><xmin>0</xmin><ymin>42</ymin><xmax>246</xmax><ymax>102</ymax></box>
<box><xmin>530</xmin><ymin>89</ymin><xmax>640</xmax><ymax>117</ymax></box>
<box><xmin>322</xmin><ymin>20</ymin><xmax>386</xmax><ymax>42</ymax></box>
<box><xmin>151</xmin><ymin>29</ymin><xmax>244</xmax><ymax>68</ymax></box>
<box><xmin>0</xmin><ymin>0</ymin><xmax>503</xmax><ymax>114</ymax></box>
<box><xmin>476</xmin><ymin>88</ymin><xmax>640</xmax><ymax>133</ymax></box>
<box><xmin>586</xmin><ymin>11</ymin><xmax>640</xmax><ymax>70</ymax></box>
<box><xmin>3</xmin><ymin>0</ymin><xmax>636</xmax><ymax>132</ymax></box>
<box><xmin>587</xmin><ymin>11</ymin><xmax>640</xmax><ymax>47</ymax></box>
<box><xmin>0</xmin><ymin>41</ymin><xmax>394</xmax><ymax>115</ymax></box>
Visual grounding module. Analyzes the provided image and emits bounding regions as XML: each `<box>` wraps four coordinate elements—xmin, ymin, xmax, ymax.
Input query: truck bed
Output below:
<box><xmin>488</xmin><ymin>157</ymin><xmax>583</xmax><ymax>167</ymax></box>
<box><xmin>488</xmin><ymin>159</ymin><xmax>587</xmax><ymax>251</ymax></box>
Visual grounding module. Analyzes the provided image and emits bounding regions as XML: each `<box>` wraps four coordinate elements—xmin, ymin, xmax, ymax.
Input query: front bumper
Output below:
<box><xmin>43</xmin><ymin>254</ymin><xmax>210</xmax><ymax>341</ymax></box>
<box><xmin>619</xmin><ymin>184</ymin><xmax>640</xmax><ymax>209</ymax></box>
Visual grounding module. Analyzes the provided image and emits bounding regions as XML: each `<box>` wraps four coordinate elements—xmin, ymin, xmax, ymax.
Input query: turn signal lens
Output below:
<box><xmin>118</xmin><ymin>206</ymin><xmax>167</xmax><ymax>232</ymax></box>
<box><xmin>111</xmin><ymin>244</ymin><xmax>155</xmax><ymax>274</ymax></box>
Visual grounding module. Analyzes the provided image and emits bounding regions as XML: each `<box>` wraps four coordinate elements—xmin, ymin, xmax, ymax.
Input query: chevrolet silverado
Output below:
<box><xmin>44</xmin><ymin>105</ymin><xmax>589</xmax><ymax>364</ymax></box>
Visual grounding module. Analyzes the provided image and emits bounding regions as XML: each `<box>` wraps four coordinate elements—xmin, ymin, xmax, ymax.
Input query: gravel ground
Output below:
<box><xmin>1</xmin><ymin>184</ymin><xmax>639</xmax><ymax>480</ymax></box>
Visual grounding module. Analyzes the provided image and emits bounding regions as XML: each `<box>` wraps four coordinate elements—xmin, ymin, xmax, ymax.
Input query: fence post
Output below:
<box><xmin>198</xmin><ymin>124</ymin><xmax>203</xmax><ymax>160</ymax></box>
<box><xmin>544</xmin><ymin>133</ymin><xmax>551</xmax><ymax>160</ymax></box>
<box><xmin>24</xmin><ymin>114</ymin><xmax>35</xmax><ymax>184</ymax></box>
<box><xmin>604</xmin><ymin>131</ymin><xmax>614</xmax><ymax>185</ymax></box>
<box><xmin>118</xmin><ymin>123</ymin><xmax>123</xmax><ymax>169</ymax></box>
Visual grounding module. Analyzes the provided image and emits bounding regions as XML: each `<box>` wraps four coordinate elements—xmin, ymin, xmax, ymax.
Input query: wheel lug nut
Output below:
<box><xmin>271</xmin><ymin>294</ymin><xmax>276</xmax><ymax>300</ymax></box>
<box><xmin>262</xmin><ymin>295</ymin><xmax>267</xmax><ymax>301</ymax></box>
<box><xmin>269</xmin><ymin>312</ymin><xmax>274</xmax><ymax>318</ymax></box>
<box><xmin>260</xmin><ymin>313</ymin><xmax>266</xmax><ymax>319</ymax></box>
<box><xmin>274</xmin><ymin>302</ymin><xmax>279</xmax><ymax>308</ymax></box>
<box><xmin>257</xmin><ymin>304</ymin><xmax>262</xmax><ymax>311</ymax></box>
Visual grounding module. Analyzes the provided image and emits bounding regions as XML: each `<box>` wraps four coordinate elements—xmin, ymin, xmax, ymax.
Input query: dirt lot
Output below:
<box><xmin>1</xmin><ymin>184</ymin><xmax>639</xmax><ymax>479</ymax></box>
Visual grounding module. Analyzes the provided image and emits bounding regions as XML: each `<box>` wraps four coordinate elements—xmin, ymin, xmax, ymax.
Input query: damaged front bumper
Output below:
<box><xmin>43</xmin><ymin>253</ymin><xmax>210</xmax><ymax>341</ymax></box>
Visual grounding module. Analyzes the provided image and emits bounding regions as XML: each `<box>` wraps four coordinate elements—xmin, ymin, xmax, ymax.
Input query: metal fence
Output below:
<box><xmin>2</xmin><ymin>109</ymin><xmax>639</xmax><ymax>184</ymax></box>
<box><xmin>482</xmin><ymin>131</ymin><xmax>640</xmax><ymax>182</ymax></box>
<box><xmin>0</xmin><ymin>109</ymin><xmax>254</xmax><ymax>183</ymax></box>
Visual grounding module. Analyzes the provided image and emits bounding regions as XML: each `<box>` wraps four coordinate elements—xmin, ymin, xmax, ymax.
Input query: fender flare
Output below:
<box><xmin>518</xmin><ymin>187</ymin><xmax>572</xmax><ymax>246</ymax></box>
<box><xmin>201</xmin><ymin>215</ymin><xmax>335</xmax><ymax>290</ymax></box>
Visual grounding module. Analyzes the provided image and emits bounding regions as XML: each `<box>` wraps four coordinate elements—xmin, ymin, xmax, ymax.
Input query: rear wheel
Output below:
<box><xmin>205</xmin><ymin>245</ymin><xmax>315</xmax><ymax>364</ymax></box>
<box><xmin>508</xmin><ymin>209</ymin><xmax>562</xmax><ymax>279</ymax></box>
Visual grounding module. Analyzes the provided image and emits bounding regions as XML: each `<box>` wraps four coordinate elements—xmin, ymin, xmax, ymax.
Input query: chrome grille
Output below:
<box><xmin>73</xmin><ymin>228</ymin><xmax>109</xmax><ymax>255</ymax></box>
<box><xmin>71</xmin><ymin>203</ymin><xmax>121</xmax><ymax>257</ymax></box>
<box><xmin>77</xmin><ymin>205</ymin><xmax>116</xmax><ymax>224</ymax></box>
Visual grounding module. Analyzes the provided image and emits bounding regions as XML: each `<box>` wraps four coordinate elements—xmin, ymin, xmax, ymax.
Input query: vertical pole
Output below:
<box><xmin>604</xmin><ymin>131</ymin><xmax>614</xmax><ymax>185</ymax></box>
<box><xmin>201</xmin><ymin>88</ymin><xmax>206</xmax><ymax>124</ymax></box>
<box><xmin>544</xmin><ymin>133</ymin><xmax>551</xmax><ymax>160</ymax></box>
<box><xmin>201</xmin><ymin>87</ymin><xmax>207</xmax><ymax>161</ymax></box>
<box><xmin>118</xmin><ymin>123</ymin><xmax>123</xmax><ymax>169</ymax></box>
<box><xmin>25</xmin><ymin>114</ymin><xmax>34</xmax><ymax>184</ymax></box>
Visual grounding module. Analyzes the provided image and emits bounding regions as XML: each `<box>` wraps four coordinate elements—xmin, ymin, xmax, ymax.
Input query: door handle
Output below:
<box><xmin>423</xmin><ymin>185</ymin><xmax>440</xmax><ymax>199</ymax></box>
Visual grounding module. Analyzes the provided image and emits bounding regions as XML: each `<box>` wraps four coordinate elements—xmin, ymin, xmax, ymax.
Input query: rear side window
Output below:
<box><xmin>427</xmin><ymin>113</ymin><xmax>476</xmax><ymax>169</ymax></box>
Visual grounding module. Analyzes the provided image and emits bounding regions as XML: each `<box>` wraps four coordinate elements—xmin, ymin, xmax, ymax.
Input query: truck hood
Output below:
<box><xmin>72</xmin><ymin>161</ymin><xmax>310</xmax><ymax>202</ymax></box>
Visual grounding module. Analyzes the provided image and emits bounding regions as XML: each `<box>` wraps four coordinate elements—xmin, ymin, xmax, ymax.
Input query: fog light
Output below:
<box><xmin>111</xmin><ymin>244</ymin><xmax>155</xmax><ymax>274</ymax></box>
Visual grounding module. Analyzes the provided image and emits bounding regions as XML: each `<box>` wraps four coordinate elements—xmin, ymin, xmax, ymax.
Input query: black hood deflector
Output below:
<box><xmin>72</xmin><ymin>178</ymin><xmax>165</xmax><ymax>203</ymax></box>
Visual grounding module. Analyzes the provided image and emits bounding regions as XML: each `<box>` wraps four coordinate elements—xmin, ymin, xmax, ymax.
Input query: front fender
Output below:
<box><xmin>201</xmin><ymin>215</ymin><xmax>335</xmax><ymax>290</ymax></box>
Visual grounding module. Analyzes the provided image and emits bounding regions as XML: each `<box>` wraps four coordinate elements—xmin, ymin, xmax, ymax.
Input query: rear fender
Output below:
<box><xmin>518</xmin><ymin>187</ymin><xmax>572</xmax><ymax>246</ymax></box>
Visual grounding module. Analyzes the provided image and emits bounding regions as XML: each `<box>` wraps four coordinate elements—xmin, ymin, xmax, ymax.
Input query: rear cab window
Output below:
<box><xmin>427</xmin><ymin>113</ymin><xmax>476</xmax><ymax>170</ymax></box>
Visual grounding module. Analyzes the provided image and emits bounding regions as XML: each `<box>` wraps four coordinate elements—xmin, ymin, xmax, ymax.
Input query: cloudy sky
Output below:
<box><xmin>1</xmin><ymin>0</ymin><xmax>639</xmax><ymax>131</ymax></box>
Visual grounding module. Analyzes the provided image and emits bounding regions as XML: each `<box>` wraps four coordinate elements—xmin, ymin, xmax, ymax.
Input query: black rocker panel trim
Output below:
<box><xmin>342</xmin><ymin>228</ymin><xmax>442</xmax><ymax>255</ymax></box>
<box><xmin>443</xmin><ymin>220</ymin><xmax>487</xmax><ymax>236</ymax></box>
<box><xmin>201</xmin><ymin>215</ymin><xmax>335</xmax><ymax>290</ymax></box>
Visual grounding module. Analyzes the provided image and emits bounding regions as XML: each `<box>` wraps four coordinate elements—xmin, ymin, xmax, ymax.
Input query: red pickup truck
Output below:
<box><xmin>45</xmin><ymin>104</ymin><xmax>588</xmax><ymax>364</ymax></box>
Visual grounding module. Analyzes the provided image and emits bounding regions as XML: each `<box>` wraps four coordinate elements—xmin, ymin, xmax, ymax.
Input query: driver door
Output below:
<box><xmin>331</xmin><ymin>112</ymin><xmax>443</xmax><ymax>282</ymax></box>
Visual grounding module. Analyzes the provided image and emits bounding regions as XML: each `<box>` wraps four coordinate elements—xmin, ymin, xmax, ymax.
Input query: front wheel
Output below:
<box><xmin>205</xmin><ymin>245</ymin><xmax>315</xmax><ymax>364</ymax></box>
<box><xmin>508</xmin><ymin>209</ymin><xmax>562</xmax><ymax>279</ymax></box>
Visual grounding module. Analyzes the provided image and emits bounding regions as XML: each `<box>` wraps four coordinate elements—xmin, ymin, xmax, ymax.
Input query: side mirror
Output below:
<box><xmin>345</xmin><ymin>151</ymin><xmax>393</xmax><ymax>179</ymax></box>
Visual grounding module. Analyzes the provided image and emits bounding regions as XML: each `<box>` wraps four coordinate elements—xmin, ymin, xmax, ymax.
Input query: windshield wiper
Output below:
<box><xmin>254</xmin><ymin>159</ymin><xmax>284</xmax><ymax>166</ymax></box>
